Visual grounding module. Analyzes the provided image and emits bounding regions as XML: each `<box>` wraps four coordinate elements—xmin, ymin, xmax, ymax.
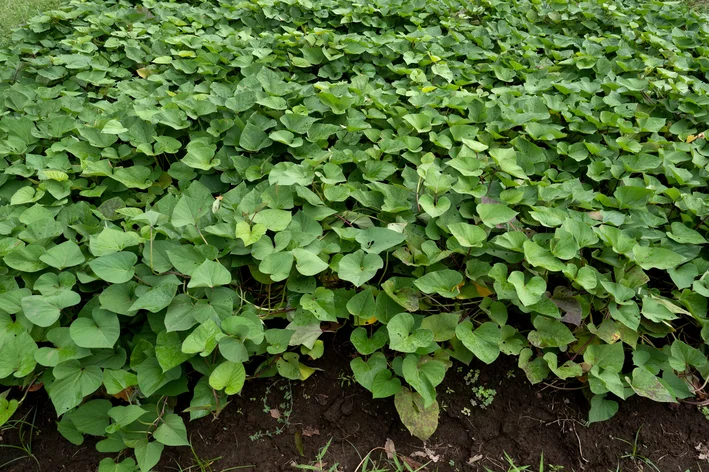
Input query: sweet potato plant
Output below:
<box><xmin>1</xmin><ymin>0</ymin><xmax>709</xmax><ymax>469</ymax></box>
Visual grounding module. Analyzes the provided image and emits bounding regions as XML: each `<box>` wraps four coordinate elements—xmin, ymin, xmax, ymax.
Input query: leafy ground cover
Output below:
<box><xmin>1</xmin><ymin>0</ymin><xmax>709</xmax><ymax>469</ymax></box>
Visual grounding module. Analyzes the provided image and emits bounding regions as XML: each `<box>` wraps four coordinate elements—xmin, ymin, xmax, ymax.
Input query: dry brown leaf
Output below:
<box><xmin>384</xmin><ymin>438</ymin><xmax>396</xmax><ymax>459</ymax></box>
<box><xmin>401</xmin><ymin>456</ymin><xmax>424</xmax><ymax>470</ymax></box>
<box><xmin>112</xmin><ymin>387</ymin><xmax>133</xmax><ymax>402</ymax></box>
<box><xmin>302</xmin><ymin>426</ymin><xmax>320</xmax><ymax>437</ymax></box>
<box><xmin>270</xmin><ymin>408</ymin><xmax>281</xmax><ymax>419</ymax></box>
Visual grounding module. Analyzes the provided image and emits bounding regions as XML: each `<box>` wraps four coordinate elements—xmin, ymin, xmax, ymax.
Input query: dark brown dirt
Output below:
<box><xmin>2</xmin><ymin>331</ymin><xmax>708</xmax><ymax>472</ymax></box>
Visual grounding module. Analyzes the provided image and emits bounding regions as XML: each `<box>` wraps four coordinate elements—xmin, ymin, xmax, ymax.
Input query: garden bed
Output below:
<box><xmin>2</xmin><ymin>0</ymin><xmax>709</xmax><ymax>470</ymax></box>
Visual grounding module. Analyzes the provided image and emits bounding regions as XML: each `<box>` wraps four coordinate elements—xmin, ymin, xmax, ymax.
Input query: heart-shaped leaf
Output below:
<box><xmin>394</xmin><ymin>388</ymin><xmax>439</xmax><ymax>441</ymax></box>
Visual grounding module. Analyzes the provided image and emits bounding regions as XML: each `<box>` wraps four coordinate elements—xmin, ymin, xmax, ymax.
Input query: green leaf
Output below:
<box><xmin>187</xmin><ymin>260</ymin><xmax>232</xmax><ymax>288</ymax></box>
<box><xmin>337</xmin><ymin>250</ymin><xmax>383</xmax><ymax>287</ymax></box>
<box><xmin>414</xmin><ymin>270</ymin><xmax>463</xmax><ymax>298</ymax></box>
<box><xmin>455</xmin><ymin>321</ymin><xmax>501</xmax><ymax>364</ymax></box>
<box><xmin>22</xmin><ymin>291</ymin><xmax>81</xmax><ymax>327</ymax></box>
<box><xmin>209</xmin><ymin>361</ymin><xmax>246</xmax><ymax>395</ymax></box>
<box><xmin>350</xmin><ymin>327</ymin><xmax>388</xmax><ymax>355</ymax></box>
<box><xmin>182</xmin><ymin>319</ymin><xmax>222</xmax><ymax>355</ymax></box>
<box><xmin>259</xmin><ymin>252</ymin><xmax>294</xmax><ymax>282</ymax></box>
<box><xmin>39</xmin><ymin>241</ymin><xmax>85</xmax><ymax>269</ymax></box>
<box><xmin>346</xmin><ymin>288</ymin><xmax>377</xmax><ymax>323</ymax></box>
<box><xmin>420</xmin><ymin>313</ymin><xmax>460</xmax><ymax>342</ymax></box>
<box><xmin>419</xmin><ymin>194</ymin><xmax>451</xmax><ymax>217</ymax></box>
<box><xmin>89</xmin><ymin>252</ymin><xmax>138</xmax><ymax>284</ymax></box>
<box><xmin>518</xmin><ymin>348</ymin><xmax>550</xmax><ymax>384</ymax></box>
<box><xmin>239</xmin><ymin>123</ymin><xmax>272</xmax><ymax>152</ymax></box>
<box><xmin>107</xmin><ymin>405</ymin><xmax>149</xmax><ymax>433</ymax></box>
<box><xmin>528</xmin><ymin>316</ymin><xmax>576</xmax><ymax>348</ymax></box>
<box><xmin>508</xmin><ymin>271</ymin><xmax>546</xmax><ymax>306</ymax></box>
<box><xmin>632</xmin><ymin>246</ymin><xmax>686</xmax><ymax>270</ymax></box>
<box><xmin>476</xmin><ymin>203</ymin><xmax>518</xmax><ymax>226</ymax></box>
<box><xmin>129</xmin><ymin>284</ymin><xmax>177</xmax><ymax>313</ymax></box>
<box><xmin>523</xmin><ymin>240</ymin><xmax>565</xmax><ymax>272</ymax></box>
<box><xmin>253</xmin><ymin>209</ymin><xmax>292</xmax><ymax>232</ymax></box>
<box><xmin>235</xmin><ymin>221</ymin><xmax>267</xmax><ymax>247</ymax></box>
<box><xmin>167</xmin><ymin>246</ymin><xmax>208</xmax><ymax>276</ymax></box>
<box><xmin>110</xmin><ymin>166</ymin><xmax>154</xmax><ymax>189</ymax></box>
<box><xmin>355</xmin><ymin>227</ymin><xmax>407</xmax><ymax>254</ymax></box>
<box><xmin>300</xmin><ymin>287</ymin><xmax>336</xmax><ymax>321</ymax></box>
<box><xmin>0</xmin><ymin>395</ymin><xmax>19</xmax><ymax>427</ymax></box>
<box><xmin>0</xmin><ymin>331</ymin><xmax>37</xmax><ymax>379</ymax></box>
<box><xmin>292</xmin><ymin>248</ymin><xmax>328</xmax><ymax>276</ymax></box>
<box><xmin>669</xmin><ymin>340</ymin><xmax>707</xmax><ymax>372</ymax></box>
<box><xmin>588</xmin><ymin>395</ymin><xmax>619</xmax><ymax>424</ymax></box>
<box><xmin>280</xmin><ymin>113</ymin><xmax>318</xmax><ymax>134</ymax></box>
<box><xmin>70</xmin><ymin>309</ymin><xmax>120</xmax><ymax>348</ymax></box>
<box><xmin>136</xmin><ymin>357</ymin><xmax>181</xmax><ymax>397</ymax></box>
<box><xmin>627</xmin><ymin>368</ymin><xmax>677</xmax><ymax>403</ymax></box>
<box><xmin>277</xmin><ymin>352</ymin><xmax>315</xmax><ymax>381</ymax></box>
<box><xmin>156</xmin><ymin>331</ymin><xmax>194</xmax><ymax>372</ymax></box>
<box><xmin>447</xmin><ymin>222</ymin><xmax>486</xmax><ymax>248</ymax></box>
<box><xmin>98</xmin><ymin>458</ymin><xmax>138</xmax><ymax>472</ymax></box>
<box><xmin>371</xmin><ymin>369</ymin><xmax>402</xmax><ymax>399</ymax></box>
<box><xmin>667</xmin><ymin>222</ymin><xmax>707</xmax><ymax>244</ymax></box>
<box><xmin>48</xmin><ymin>361</ymin><xmax>103</xmax><ymax>415</ymax></box>
<box><xmin>351</xmin><ymin>352</ymin><xmax>388</xmax><ymax>391</ymax></box>
<box><xmin>67</xmin><ymin>399</ymin><xmax>111</xmax><ymax>436</ymax></box>
<box><xmin>402</xmin><ymin>354</ymin><xmax>445</xmax><ymax>407</ymax></box>
<box><xmin>172</xmin><ymin>196</ymin><xmax>208</xmax><ymax>228</ymax></box>
<box><xmin>403</xmin><ymin>114</ymin><xmax>432</xmax><ymax>133</ymax></box>
<box><xmin>134</xmin><ymin>439</ymin><xmax>164</xmax><ymax>472</ymax></box>
<box><xmin>3</xmin><ymin>245</ymin><xmax>48</xmax><ymax>272</ymax></box>
<box><xmin>89</xmin><ymin>228</ymin><xmax>142</xmax><ymax>256</ymax></box>
<box><xmin>102</xmin><ymin>120</ymin><xmax>128</xmax><ymax>135</ymax></box>
<box><xmin>153</xmin><ymin>414</ymin><xmax>189</xmax><ymax>447</ymax></box>
<box><xmin>182</xmin><ymin>138</ymin><xmax>219</xmax><ymax>170</ymax></box>
<box><xmin>387</xmin><ymin>313</ymin><xmax>433</xmax><ymax>353</ymax></box>
<box><xmin>103</xmin><ymin>369</ymin><xmax>138</xmax><ymax>395</ymax></box>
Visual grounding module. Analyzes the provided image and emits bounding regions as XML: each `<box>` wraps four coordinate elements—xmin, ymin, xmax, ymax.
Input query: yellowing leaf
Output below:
<box><xmin>355</xmin><ymin>315</ymin><xmax>378</xmax><ymax>326</ymax></box>
<box><xmin>474</xmin><ymin>283</ymin><xmax>493</xmax><ymax>297</ymax></box>
<box><xmin>136</xmin><ymin>68</ymin><xmax>154</xmax><ymax>78</ymax></box>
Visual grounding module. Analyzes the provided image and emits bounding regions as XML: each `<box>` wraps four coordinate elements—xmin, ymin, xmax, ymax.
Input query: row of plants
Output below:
<box><xmin>1</xmin><ymin>0</ymin><xmax>709</xmax><ymax>469</ymax></box>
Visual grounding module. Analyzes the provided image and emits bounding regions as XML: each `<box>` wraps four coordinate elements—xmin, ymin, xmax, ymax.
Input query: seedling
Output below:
<box><xmin>249</xmin><ymin>381</ymin><xmax>293</xmax><ymax>441</ymax></box>
<box><xmin>464</xmin><ymin>369</ymin><xmax>496</xmax><ymax>409</ymax></box>
<box><xmin>337</xmin><ymin>371</ymin><xmax>356</xmax><ymax>389</ymax></box>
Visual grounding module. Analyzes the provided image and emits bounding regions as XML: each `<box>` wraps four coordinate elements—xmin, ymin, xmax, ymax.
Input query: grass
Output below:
<box><xmin>0</xmin><ymin>0</ymin><xmax>61</xmax><ymax>43</ymax></box>
<box><xmin>0</xmin><ymin>408</ymin><xmax>40</xmax><ymax>470</ymax></box>
<box><xmin>291</xmin><ymin>438</ymin><xmax>432</xmax><ymax>472</ymax></box>
<box><xmin>610</xmin><ymin>426</ymin><xmax>662</xmax><ymax>472</ymax></box>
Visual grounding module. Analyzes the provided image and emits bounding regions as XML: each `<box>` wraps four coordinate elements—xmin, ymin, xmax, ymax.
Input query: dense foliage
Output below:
<box><xmin>2</xmin><ymin>0</ymin><xmax>709</xmax><ymax>468</ymax></box>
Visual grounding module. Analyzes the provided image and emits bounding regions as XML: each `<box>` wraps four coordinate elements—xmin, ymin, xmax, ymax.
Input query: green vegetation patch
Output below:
<box><xmin>0</xmin><ymin>0</ymin><xmax>61</xmax><ymax>44</ymax></box>
<box><xmin>1</xmin><ymin>0</ymin><xmax>709</xmax><ymax>468</ymax></box>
